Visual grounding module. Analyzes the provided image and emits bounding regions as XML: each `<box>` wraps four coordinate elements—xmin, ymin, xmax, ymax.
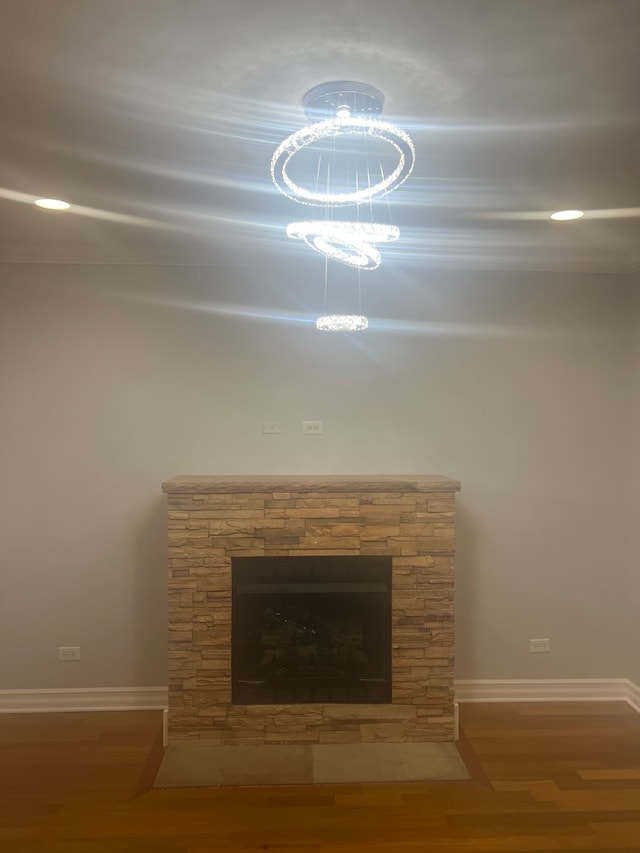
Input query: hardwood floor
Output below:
<box><xmin>2</xmin><ymin>701</ymin><xmax>640</xmax><ymax>852</ymax></box>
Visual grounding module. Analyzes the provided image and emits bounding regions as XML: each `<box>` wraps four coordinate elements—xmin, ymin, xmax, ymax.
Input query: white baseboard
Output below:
<box><xmin>0</xmin><ymin>687</ymin><xmax>168</xmax><ymax>713</ymax></box>
<box><xmin>455</xmin><ymin>678</ymin><xmax>640</xmax><ymax>712</ymax></box>
<box><xmin>1</xmin><ymin>681</ymin><xmax>637</xmax><ymax>715</ymax></box>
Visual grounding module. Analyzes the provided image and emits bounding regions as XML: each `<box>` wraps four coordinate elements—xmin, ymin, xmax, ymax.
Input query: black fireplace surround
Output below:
<box><xmin>231</xmin><ymin>555</ymin><xmax>392</xmax><ymax>704</ymax></box>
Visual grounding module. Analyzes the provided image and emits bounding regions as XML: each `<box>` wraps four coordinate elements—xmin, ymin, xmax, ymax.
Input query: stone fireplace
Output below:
<box><xmin>162</xmin><ymin>475</ymin><xmax>460</xmax><ymax>751</ymax></box>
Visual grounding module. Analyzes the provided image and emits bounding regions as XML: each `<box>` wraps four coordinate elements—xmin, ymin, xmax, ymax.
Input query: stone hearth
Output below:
<box><xmin>162</xmin><ymin>475</ymin><xmax>460</xmax><ymax>750</ymax></box>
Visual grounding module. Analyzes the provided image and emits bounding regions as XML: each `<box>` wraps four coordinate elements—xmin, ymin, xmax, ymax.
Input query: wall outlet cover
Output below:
<box><xmin>529</xmin><ymin>638</ymin><xmax>551</xmax><ymax>653</ymax></box>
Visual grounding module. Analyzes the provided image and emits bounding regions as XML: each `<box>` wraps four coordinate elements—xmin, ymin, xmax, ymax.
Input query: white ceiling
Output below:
<box><xmin>1</xmin><ymin>0</ymin><xmax>639</xmax><ymax>273</ymax></box>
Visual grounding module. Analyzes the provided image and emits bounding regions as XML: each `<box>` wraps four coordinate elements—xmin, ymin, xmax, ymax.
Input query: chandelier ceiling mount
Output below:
<box><xmin>301</xmin><ymin>80</ymin><xmax>385</xmax><ymax>121</ymax></box>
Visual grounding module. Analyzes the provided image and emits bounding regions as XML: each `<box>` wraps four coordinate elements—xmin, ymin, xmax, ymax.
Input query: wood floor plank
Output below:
<box><xmin>1</xmin><ymin>702</ymin><xmax>639</xmax><ymax>852</ymax></box>
<box><xmin>581</xmin><ymin>768</ymin><xmax>640</xmax><ymax>780</ymax></box>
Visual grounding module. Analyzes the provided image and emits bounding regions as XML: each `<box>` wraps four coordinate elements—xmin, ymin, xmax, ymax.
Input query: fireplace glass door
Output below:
<box><xmin>232</xmin><ymin>555</ymin><xmax>392</xmax><ymax>704</ymax></box>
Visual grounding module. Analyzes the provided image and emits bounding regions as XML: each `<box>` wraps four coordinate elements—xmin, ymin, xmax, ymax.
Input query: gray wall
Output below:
<box><xmin>0</xmin><ymin>261</ymin><xmax>633</xmax><ymax>689</ymax></box>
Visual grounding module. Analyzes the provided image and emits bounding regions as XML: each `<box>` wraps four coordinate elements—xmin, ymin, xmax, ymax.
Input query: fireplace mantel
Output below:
<box><xmin>163</xmin><ymin>474</ymin><xmax>461</xmax><ymax>494</ymax></box>
<box><xmin>163</xmin><ymin>473</ymin><xmax>461</xmax><ymax>747</ymax></box>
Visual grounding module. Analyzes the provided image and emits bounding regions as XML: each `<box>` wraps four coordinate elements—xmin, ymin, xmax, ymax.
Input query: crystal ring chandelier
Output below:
<box><xmin>286</xmin><ymin>221</ymin><xmax>399</xmax><ymax>270</ymax></box>
<box><xmin>271</xmin><ymin>82</ymin><xmax>415</xmax><ymax>331</ymax></box>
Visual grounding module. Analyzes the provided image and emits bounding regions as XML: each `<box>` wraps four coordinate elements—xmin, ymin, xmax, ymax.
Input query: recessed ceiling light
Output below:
<box><xmin>550</xmin><ymin>209</ymin><xmax>584</xmax><ymax>221</ymax></box>
<box><xmin>34</xmin><ymin>198</ymin><xmax>71</xmax><ymax>210</ymax></box>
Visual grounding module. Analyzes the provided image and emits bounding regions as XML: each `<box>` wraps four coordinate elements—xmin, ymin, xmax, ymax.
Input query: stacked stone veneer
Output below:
<box><xmin>163</xmin><ymin>475</ymin><xmax>460</xmax><ymax>745</ymax></box>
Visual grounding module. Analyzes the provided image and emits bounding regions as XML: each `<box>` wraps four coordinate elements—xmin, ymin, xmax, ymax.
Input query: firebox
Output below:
<box><xmin>231</xmin><ymin>555</ymin><xmax>392</xmax><ymax>704</ymax></box>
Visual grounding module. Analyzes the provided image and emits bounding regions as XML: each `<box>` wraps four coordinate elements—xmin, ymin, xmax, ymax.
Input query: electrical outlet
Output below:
<box><xmin>302</xmin><ymin>420</ymin><xmax>323</xmax><ymax>434</ymax></box>
<box><xmin>262</xmin><ymin>421</ymin><xmax>282</xmax><ymax>434</ymax></box>
<box><xmin>529</xmin><ymin>638</ymin><xmax>551</xmax><ymax>653</ymax></box>
<box><xmin>58</xmin><ymin>646</ymin><xmax>81</xmax><ymax>661</ymax></box>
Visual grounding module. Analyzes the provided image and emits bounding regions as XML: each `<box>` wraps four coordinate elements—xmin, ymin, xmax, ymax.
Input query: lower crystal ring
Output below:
<box><xmin>316</xmin><ymin>314</ymin><xmax>369</xmax><ymax>332</ymax></box>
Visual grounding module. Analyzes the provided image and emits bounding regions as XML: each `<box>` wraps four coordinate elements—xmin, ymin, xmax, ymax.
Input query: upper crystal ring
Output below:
<box><xmin>271</xmin><ymin>116</ymin><xmax>415</xmax><ymax>207</ymax></box>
